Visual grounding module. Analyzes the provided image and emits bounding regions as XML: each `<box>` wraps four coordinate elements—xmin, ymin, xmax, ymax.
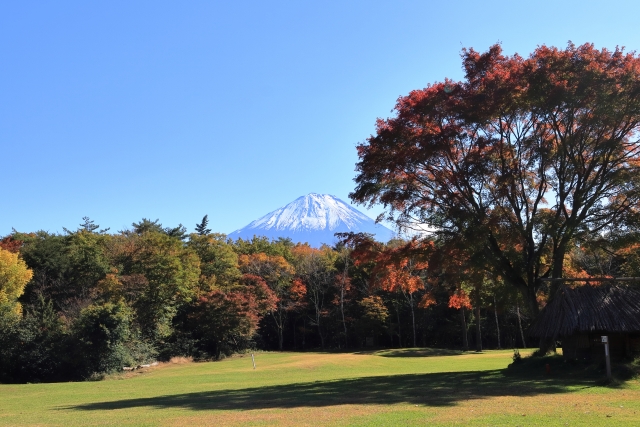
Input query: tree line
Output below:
<box><xmin>3</xmin><ymin>212</ymin><xmax>640</xmax><ymax>383</ymax></box>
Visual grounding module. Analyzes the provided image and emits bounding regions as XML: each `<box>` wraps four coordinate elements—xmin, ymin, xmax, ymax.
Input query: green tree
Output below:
<box><xmin>15</xmin><ymin>229</ymin><xmax>111</xmax><ymax>316</ymax></box>
<box><xmin>130</xmin><ymin>218</ymin><xmax>164</xmax><ymax>235</ymax></box>
<box><xmin>110</xmin><ymin>231</ymin><xmax>200</xmax><ymax>341</ymax></box>
<box><xmin>187</xmin><ymin>233</ymin><xmax>240</xmax><ymax>292</ymax></box>
<box><xmin>72</xmin><ymin>301</ymin><xmax>134</xmax><ymax>377</ymax></box>
<box><xmin>232</xmin><ymin>236</ymin><xmax>295</xmax><ymax>261</ymax></box>
<box><xmin>195</xmin><ymin>215</ymin><xmax>211</xmax><ymax>235</ymax></box>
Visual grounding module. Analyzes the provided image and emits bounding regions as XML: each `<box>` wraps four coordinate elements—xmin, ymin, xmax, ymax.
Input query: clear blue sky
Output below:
<box><xmin>2</xmin><ymin>1</ymin><xmax>640</xmax><ymax>235</ymax></box>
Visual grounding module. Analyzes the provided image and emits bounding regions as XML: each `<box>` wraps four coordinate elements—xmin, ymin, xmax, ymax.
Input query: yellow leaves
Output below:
<box><xmin>94</xmin><ymin>273</ymin><xmax>130</xmax><ymax>303</ymax></box>
<box><xmin>359</xmin><ymin>295</ymin><xmax>389</xmax><ymax>323</ymax></box>
<box><xmin>0</xmin><ymin>247</ymin><xmax>33</xmax><ymax>316</ymax></box>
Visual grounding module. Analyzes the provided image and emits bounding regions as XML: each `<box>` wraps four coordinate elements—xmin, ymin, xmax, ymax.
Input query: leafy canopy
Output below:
<box><xmin>0</xmin><ymin>248</ymin><xmax>33</xmax><ymax>316</ymax></box>
<box><xmin>351</xmin><ymin>43</ymin><xmax>640</xmax><ymax>312</ymax></box>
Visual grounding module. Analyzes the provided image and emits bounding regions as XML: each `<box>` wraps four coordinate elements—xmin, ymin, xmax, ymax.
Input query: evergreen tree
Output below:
<box><xmin>165</xmin><ymin>224</ymin><xmax>188</xmax><ymax>241</ymax></box>
<box><xmin>195</xmin><ymin>215</ymin><xmax>211</xmax><ymax>236</ymax></box>
<box><xmin>79</xmin><ymin>217</ymin><xmax>100</xmax><ymax>232</ymax></box>
<box><xmin>131</xmin><ymin>218</ymin><xmax>164</xmax><ymax>235</ymax></box>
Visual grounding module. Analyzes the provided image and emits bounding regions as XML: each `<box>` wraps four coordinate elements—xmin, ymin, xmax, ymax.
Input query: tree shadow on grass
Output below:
<box><xmin>357</xmin><ymin>348</ymin><xmax>464</xmax><ymax>357</ymax></box>
<box><xmin>64</xmin><ymin>367</ymin><xmax>598</xmax><ymax>413</ymax></box>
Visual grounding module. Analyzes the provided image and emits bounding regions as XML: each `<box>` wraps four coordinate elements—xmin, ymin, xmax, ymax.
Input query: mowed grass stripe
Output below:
<box><xmin>1</xmin><ymin>349</ymin><xmax>639</xmax><ymax>426</ymax></box>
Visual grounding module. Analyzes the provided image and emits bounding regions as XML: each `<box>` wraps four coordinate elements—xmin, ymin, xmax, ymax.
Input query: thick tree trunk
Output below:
<box><xmin>494</xmin><ymin>294</ymin><xmax>501</xmax><ymax>349</ymax></box>
<box><xmin>460</xmin><ymin>308</ymin><xmax>469</xmax><ymax>351</ymax></box>
<box><xmin>536</xmin><ymin>248</ymin><xmax>567</xmax><ymax>354</ymax></box>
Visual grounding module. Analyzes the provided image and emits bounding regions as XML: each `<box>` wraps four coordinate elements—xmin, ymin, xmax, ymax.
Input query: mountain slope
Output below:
<box><xmin>228</xmin><ymin>193</ymin><xmax>395</xmax><ymax>247</ymax></box>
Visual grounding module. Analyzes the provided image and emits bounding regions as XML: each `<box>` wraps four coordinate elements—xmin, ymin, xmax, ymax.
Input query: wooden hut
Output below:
<box><xmin>528</xmin><ymin>284</ymin><xmax>640</xmax><ymax>360</ymax></box>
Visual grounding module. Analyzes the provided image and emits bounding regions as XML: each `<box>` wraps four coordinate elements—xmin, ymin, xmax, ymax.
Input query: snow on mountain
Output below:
<box><xmin>228</xmin><ymin>193</ymin><xmax>395</xmax><ymax>247</ymax></box>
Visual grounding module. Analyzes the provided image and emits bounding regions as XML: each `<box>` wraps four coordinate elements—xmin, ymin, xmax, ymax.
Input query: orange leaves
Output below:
<box><xmin>239</xmin><ymin>253</ymin><xmax>293</xmax><ymax>274</ymax></box>
<box><xmin>448</xmin><ymin>289</ymin><xmax>472</xmax><ymax>310</ymax></box>
<box><xmin>418</xmin><ymin>292</ymin><xmax>437</xmax><ymax>309</ymax></box>
<box><xmin>334</xmin><ymin>270</ymin><xmax>351</xmax><ymax>287</ymax></box>
<box><xmin>238</xmin><ymin>252</ymin><xmax>294</xmax><ymax>285</ymax></box>
<box><xmin>344</xmin><ymin>234</ymin><xmax>432</xmax><ymax>295</ymax></box>
<box><xmin>379</xmin><ymin>264</ymin><xmax>425</xmax><ymax>294</ymax></box>
<box><xmin>291</xmin><ymin>278</ymin><xmax>307</xmax><ymax>299</ymax></box>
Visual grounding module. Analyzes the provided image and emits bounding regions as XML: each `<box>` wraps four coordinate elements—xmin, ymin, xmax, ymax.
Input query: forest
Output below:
<box><xmin>1</xmin><ymin>213</ymin><xmax>640</xmax><ymax>383</ymax></box>
<box><xmin>3</xmin><ymin>42</ymin><xmax>640</xmax><ymax>383</ymax></box>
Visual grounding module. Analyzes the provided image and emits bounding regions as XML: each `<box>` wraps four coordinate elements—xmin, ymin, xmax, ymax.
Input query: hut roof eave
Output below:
<box><xmin>528</xmin><ymin>284</ymin><xmax>640</xmax><ymax>339</ymax></box>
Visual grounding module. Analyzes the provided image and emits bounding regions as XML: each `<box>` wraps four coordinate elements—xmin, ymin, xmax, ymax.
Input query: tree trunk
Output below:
<box><xmin>460</xmin><ymin>308</ymin><xmax>469</xmax><ymax>351</ymax></box>
<box><xmin>537</xmin><ymin>250</ymin><xmax>566</xmax><ymax>354</ymax></box>
<box><xmin>302</xmin><ymin>318</ymin><xmax>306</xmax><ymax>349</ymax></box>
<box><xmin>396</xmin><ymin>308</ymin><xmax>402</xmax><ymax>347</ymax></box>
<box><xmin>516</xmin><ymin>301</ymin><xmax>527</xmax><ymax>348</ymax></box>
<box><xmin>340</xmin><ymin>286</ymin><xmax>348</xmax><ymax>348</ymax></box>
<box><xmin>474</xmin><ymin>305</ymin><xmax>482</xmax><ymax>352</ymax></box>
<box><xmin>411</xmin><ymin>302</ymin><xmax>416</xmax><ymax>348</ymax></box>
<box><xmin>409</xmin><ymin>294</ymin><xmax>416</xmax><ymax>347</ymax></box>
<box><xmin>293</xmin><ymin>317</ymin><xmax>297</xmax><ymax>350</ymax></box>
<box><xmin>316</xmin><ymin>310</ymin><xmax>324</xmax><ymax>349</ymax></box>
<box><xmin>271</xmin><ymin>311</ymin><xmax>285</xmax><ymax>351</ymax></box>
<box><xmin>494</xmin><ymin>294</ymin><xmax>501</xmax><ymax>349</ymax></box>
<box><xmin>278</xmin><ymin>308</ymin><xmax>284</xmax><ymax>351</ymax></box>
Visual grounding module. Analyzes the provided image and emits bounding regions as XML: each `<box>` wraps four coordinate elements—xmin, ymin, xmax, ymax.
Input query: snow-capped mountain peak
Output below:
<box><xmin>228</xmin><ymin>193</ymin><xmax>394</xmax><ymax>247</ymax></box>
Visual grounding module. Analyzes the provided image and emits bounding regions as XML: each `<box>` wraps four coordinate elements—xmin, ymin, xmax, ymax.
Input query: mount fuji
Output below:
<box><xmin>228</xmin><ymin>193</ymin><xmax>395</xmax><ymax>247</ymax></box>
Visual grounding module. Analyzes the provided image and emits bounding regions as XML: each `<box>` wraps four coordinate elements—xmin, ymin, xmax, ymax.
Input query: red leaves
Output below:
<box><xmin>291</xmin><ymin>278</ymin><xmax>307</xmax><ymax>299</ymax></box>
<box><xmin>238</xmin><ymin>274</ymin><xmax>278</xmax><ymax>315</ymax></box>
<box><xmin>191</xmin><ymin>276</ymin><xmax>277</xmax><ymax>341</ymax></box>
<box><xmin>418</xmin><ymin>292</ymin><xmax>437</xmax><ymax>309</ymax></box>
<box><xmin>0</xmin><ymin>236</ymin><xmax>22</xmax><ymax>253</ymax></box>
<box><xmin>344</xmin><ymin>233</ymin><xmax>432</xmax><ymax>295</ymax></box>
<box><xmin>351</xmin><ymin>41</ymin><xmax>640</xmax><ymax>305</ymax></box>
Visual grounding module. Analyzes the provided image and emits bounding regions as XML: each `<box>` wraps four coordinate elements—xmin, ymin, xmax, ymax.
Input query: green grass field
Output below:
<box><xmin>2</xmin><ymin>349</ymin><xmax>640</xmax><ymax>426</ymax></box>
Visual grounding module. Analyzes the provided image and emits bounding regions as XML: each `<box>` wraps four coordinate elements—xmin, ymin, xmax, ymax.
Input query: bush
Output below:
<box><xmin>71</xmin><ymin>301</ymin><xmax>135</xmax><ymax>377</ymax></box>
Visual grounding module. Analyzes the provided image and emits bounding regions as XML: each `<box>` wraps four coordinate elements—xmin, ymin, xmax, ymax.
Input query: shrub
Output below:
<box><xmin>71</xmin><ymin>301</ymin><xmax>135</xmax><ymax>377</ymax></box>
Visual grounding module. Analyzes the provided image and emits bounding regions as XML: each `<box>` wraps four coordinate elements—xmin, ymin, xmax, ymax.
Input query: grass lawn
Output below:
<box><xmin>1</xmin><ymin>349</ymin><xmax>640</xmax><ymax>426</ymax></box>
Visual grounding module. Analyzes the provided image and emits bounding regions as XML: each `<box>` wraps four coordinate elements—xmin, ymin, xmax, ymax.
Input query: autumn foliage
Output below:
<box><xmin>351</xmin><ymin>43</ymin><xmax>640</xmax><ymax>314</ymax></box>
<box><xmin>0</xmin><ymin>247</ymin><xmax>33</xmax><ymax>316</ymax></box>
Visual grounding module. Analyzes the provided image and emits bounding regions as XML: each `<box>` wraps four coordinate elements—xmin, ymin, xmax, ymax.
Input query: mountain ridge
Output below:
<box><xmin>228</xmin><ymin>193</ymin><xmax>395</xmax><ymax>247</ymax></box>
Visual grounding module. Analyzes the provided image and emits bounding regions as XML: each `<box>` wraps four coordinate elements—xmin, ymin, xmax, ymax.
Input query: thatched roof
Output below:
<box><xmin>528</xmin><ymin>284</ymin><xmax>640</xmax><ymax>338</ymax></box>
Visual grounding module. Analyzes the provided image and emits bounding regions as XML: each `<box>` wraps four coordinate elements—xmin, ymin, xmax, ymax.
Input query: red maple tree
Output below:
<box><xmin>351</xmin><ymin>43</ymin><xmax>640</xmax><ymax>319</ymax></box>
